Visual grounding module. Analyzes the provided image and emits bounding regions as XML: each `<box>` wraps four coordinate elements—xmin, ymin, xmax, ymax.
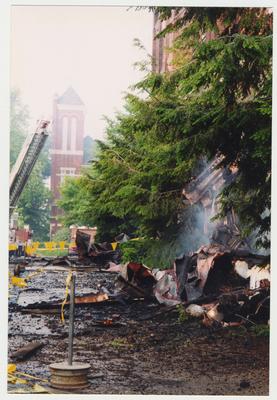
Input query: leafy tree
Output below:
<box><xmin>10</xmin><ymin>89</ymin><xmax>51</xmax><ymax>240</ymax></box>
<box><xmin>83</xmin><ymin>136</ymin><xmax>100</xmax><ymax>164</ymax></box>
<box><xmin>52</xmin><ymin>226</ymin><xmax>70</xmax><ymax>242</ymax></box>
<box><xmin>10</xmin><ymin>89</ymin><xmax>29</xmax><ymax>168</ymax></box>
<box><xmin>17</xmin><ymin>162</ymin><xmax>51</xmax><ymax>241</ymax></box>
<box><xmin>10</xmin><ymin>89</ymin><xmax>51</xmax><ymax>177</ymax></box>
<box><xmin>59</xmin><ymin>7</ymin><xmax>272</xmax><ymax>266</ymax></box>
<box><xmin>39</xmin><ymin>137</ymin><xmax>51</xmax><ymax>178</ymax></box>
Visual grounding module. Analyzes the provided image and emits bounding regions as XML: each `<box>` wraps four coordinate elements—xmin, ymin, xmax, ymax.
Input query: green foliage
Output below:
<box><xmin>35</xmin><ymin>249</ymin><xmax>68</xmax><ymax>257</ymax></box>
<box><xmin>176</xmin><ymin>304</ymin><xmax>188</xmax><ymax>324</ymax></box>
<box><xmin>38</xmin><ymin>137</ymin><xmax>51</xmax><ymax>178</ymax></box>
<box><xmin>120</xmin><ymin>240</ymin><xmax>148</xmax><ymax>264</ymax></box>
<box><xmin>10</xmin><ymin>89</ymin><xmax>51</xmax><ymax>241</ymax></box>
<box><xmin>109</xmin><ymin>338</ymin><xmax>130</xmax><ymax>348</ymax></box>
<box><xmin>10</xmin><ymin>89</ymin><xmax>29</xmax><ymax>168</ymax></box>
<box><xmin>249</xmin><ymin>324</ymin><xmax>270</xmax><ymax>337</ymax></box>
<box><xmin>52</xmin><ymin>226</ymin><xmax>70</xmax><ymax>242</ymax></box>
<box><xmin>120</xmin><ymin>238</ymin><xmax>179</xmax><ymax>269</ymax></box>
<box><xmin>151</xmin><ymin>7</ymin><xmax>272</xmax><ymax>38</ymax></box>
<box><xmin>59</xmin><ymin>8</ymin><xmax>272</xmax><ymax>264</ymax></box>
<box><xmin>83</xmin><ymin>136</ymin><xmax>100</xmax><ymax>164</ymax></box>
<box><xmin>17</xmin><ymin>162</ymin><xmax>51</xmax><ymax>241</ymax></box>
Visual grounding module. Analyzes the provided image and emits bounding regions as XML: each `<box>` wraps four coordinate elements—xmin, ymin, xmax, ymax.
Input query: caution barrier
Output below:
<box><xmin>61</xmin><ymin>271</ymin><xmax>73</xmax><ymax>324</ymax></box>
<box><xmin>9</xmin><ymin>237</ymin><xmax>142</xmax><ymax>254</ymax></box>
<box><xmin>111</xmin><ymin>242</ymin><xmax>118</xmax><ymax>250</ymax></box>
<box><xmin>9</xmin><ymin>241</ymin><xmax>76</xmax><ymax>255</ymax></box>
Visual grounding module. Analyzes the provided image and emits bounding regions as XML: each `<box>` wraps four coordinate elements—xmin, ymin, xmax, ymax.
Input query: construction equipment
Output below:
<box><xmin>9</xmin><ymin>120</ymin><xmax>50</xmax><ymax>214</ymax></box>
<box><xmin>9</xmin><ymin>120</ymin><xmax>50</xmax><ymax>257</ymax></box>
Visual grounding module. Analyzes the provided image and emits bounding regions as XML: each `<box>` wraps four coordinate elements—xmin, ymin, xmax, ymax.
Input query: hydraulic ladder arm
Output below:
<box><xmin>9</xmin><ymin>120</ymin><xmax>50</xmax><ymax>214</ymax></box>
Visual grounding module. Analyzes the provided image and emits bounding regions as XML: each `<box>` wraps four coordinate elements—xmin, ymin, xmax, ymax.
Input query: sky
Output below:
<box><xmin>11</xmin><ymin>6</ymin><xmax>153</xmax><ymax>140</ymax></box>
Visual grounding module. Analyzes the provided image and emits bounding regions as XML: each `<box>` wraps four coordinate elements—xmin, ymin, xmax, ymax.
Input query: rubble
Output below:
<box><xmin>185</xmin><ymin>304</ymin><xmax>205</xmax><ymax>318</ymax></box>
<box><xmin>76</xmin><ymin>230</ymin><xmax>121</xmax><ymax>265</ymax></box>
<box><xmin>106</xmin><ymin>262</ymin><xmax>122</xmax><ymax>273</ymax></box>
<box><xmin>8</xmin><ymin>150</ymin><xmax>270</xmax><ymax>394</ymax></box>
<box><xmin>8</xmin><ymin>246</ymin><xmax>270</xmax><ymax>395</ymax></box>
<box><xmin>17</xmin><ymin>290</ymin><xmax>110</xmax><ymax>310</ymax></box>
<box><xmin>110</xmin><ymin>243</ymin><xmax>270</xmax><ymax>327</ymax></box>
<box><xmin>153</xmin><ymin>270</ymin><xmax>179</xmax><ymax>306</ymax></box>
<box><xmin>116</xmin><ymin>262</ymin><xmax>157</xmax><ymax>299</ymax></box>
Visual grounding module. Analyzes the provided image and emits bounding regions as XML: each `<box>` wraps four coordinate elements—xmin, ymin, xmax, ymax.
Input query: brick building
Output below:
<box><xmin>152</xmin><ymin>9</ymin><xmax>183</xmax><ymax>73</ymax></box>
<box><xmin>152</xmin><ymin>8</ymin><xmax>272</xmax><ymax>73</ymax></box>
<box><xmin>50</xmin><ymin>87</ymin><xmax>85</xmax><ymax>236</ymax></box>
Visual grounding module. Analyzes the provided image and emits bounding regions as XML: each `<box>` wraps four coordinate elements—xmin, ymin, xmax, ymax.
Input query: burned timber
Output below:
<box><xmin>8</xmin><ymin>159</ymin><xmax>270</xmax><ymax>395</ymax></box>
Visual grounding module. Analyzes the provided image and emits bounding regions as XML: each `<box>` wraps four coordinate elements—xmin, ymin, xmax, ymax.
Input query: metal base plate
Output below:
<box><xmin>49</xmin><ymin>361</ymin><xmax>91</xmax><ymax>390</ymax></box>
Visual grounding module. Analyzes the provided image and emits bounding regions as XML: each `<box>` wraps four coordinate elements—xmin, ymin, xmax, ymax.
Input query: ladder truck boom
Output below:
<box><xmin>9</xmin><ymin>120</ymin><xmax>50</xmax><ymax>213</ymax></box>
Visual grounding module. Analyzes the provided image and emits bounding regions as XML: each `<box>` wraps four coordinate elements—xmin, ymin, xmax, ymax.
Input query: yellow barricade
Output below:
<box><xmin>111</xmin><ymin>242</ymin><xmax>118</xmax><ymax>250</ymax></box>
<box><xmin>25</xmin><ymin>245</ymin><xmax>35</xmax><ymax>256</ymax></box>
<box><xmin>32</xmin><ymin>242</ymin><xmax>40</xmax><ymax>250</ymax></box>
<box><xmin>59</xmin><ymin>241</ymin><xmax>66</xmax><ymax>250</ymax></box>
<box><xmin>44</xmin><ymin>242</ymin><xmax>54</xmax><ymax>251</ymax></box>
<box><xmin>9</xmin><ymin>237</ymin><xmax>142</xmax><ymax>254</ymax></box>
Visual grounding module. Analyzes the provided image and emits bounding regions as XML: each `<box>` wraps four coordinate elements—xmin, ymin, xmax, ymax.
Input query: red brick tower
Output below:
<box><xmin>50</xmin><ymin>87</ymin><xmax>85</xmax><ymax>236</ymax></box>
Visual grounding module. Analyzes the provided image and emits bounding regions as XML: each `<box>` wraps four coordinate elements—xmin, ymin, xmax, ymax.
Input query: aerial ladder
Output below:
<box><xmin>9</xmin><ymin>120</ymin><xmax>50</xmax><ymax>257</ymax></box>
<box><xmin>9</xmin><ymin>119</ymin><xmax>50</xmax><ymax>214</ymax></box>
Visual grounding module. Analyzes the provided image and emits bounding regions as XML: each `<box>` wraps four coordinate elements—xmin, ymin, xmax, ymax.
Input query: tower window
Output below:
<box><xmin>62</xmin><ymin>116</ymin><xmax>68</xmax><ymax>150</ymax></box>
<box><xmin>71</xmin><ymin>117</ymin><xmax>77</xmax><ymax>151</ymax></box>
<box><xmin>58</xmin><ymin>167</ymin><xmax>78</xmax><ymax>184</ymax></box>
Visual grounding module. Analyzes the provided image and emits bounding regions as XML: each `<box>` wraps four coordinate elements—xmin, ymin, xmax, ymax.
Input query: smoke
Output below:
<box><xmin>174</xmin><ymin>204</ymin><xmax>214</xmax><ymax>258</ymax></box>
<box><xmin>173</xmin><ymin>158</ymin><xmax>223</xmax><ymax>257</ymax></box>
<box><xmin>155</xmin><ymin>157</ymin><xmax>270</xmax><ymax>266</ymax></box>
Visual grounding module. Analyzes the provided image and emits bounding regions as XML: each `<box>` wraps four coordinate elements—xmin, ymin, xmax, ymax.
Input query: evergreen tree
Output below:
<box><xmin>59</xmin><ymin>7</ymin><xmax>272</xmax><ymax>266</ymax></box>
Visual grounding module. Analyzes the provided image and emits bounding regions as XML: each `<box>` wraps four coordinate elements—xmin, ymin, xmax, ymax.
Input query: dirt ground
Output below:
<box><xmin>8</xmin><ymin>261</ymin><xmax>269</xmax><ymax>395</ymax></box>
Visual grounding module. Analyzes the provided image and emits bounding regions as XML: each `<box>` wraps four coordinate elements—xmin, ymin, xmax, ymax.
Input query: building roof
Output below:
<box><xmin>57</xmin><ymin>86</ymin><xmax>84</xmax><ymax>105</ymax></box>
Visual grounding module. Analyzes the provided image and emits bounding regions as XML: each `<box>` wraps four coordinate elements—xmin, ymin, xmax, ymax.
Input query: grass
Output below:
<box><xmin>34</xmin><ymin>249</ymin><xmax>68</xmax><ymax>257</ymax></box>
<box><xmin>109</xmin><ymin>338</ymin><xmax>130</xmax><ymax>348</ymax></box>
<box><xmin>249</xmin><ymin>324</ymin><xmax>270</xmax><ymax>337</ymax></box>
<box><xmin>176</xmin><ymin>304</ymin><xmax>188</xmax><ymax>323</ymax></box>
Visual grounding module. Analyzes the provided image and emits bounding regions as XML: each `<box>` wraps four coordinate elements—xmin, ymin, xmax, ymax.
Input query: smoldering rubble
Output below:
<box><xmin>70</xmin><ymin>157</ymin><xmax>270</xmax><ymax>327</ymax></box>
<box><xmin>73</xmin><ymin>226</ymin><xmax>270</xmax><ymax>328</ymax></box>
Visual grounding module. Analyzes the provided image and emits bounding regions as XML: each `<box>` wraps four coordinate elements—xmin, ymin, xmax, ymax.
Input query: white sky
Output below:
<box><xmin>11</xmin><ymin>6</ymin><xmax>153</xmax><ymax>140</ymax></box>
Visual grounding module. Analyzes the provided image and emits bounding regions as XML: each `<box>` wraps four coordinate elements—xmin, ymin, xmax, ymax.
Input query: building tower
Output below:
<box><xmin>50</xmin><ymin>87</ymin><xmax>85</xmax><ymax>236</ymax></box>
<box><xmin>152</xmin><ymin>9</ymin><xmax>183</xmax><ymax>73</ymax></box>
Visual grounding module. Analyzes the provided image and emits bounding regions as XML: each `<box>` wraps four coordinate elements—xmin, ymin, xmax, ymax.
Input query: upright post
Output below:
<box><xmin>68</xmin><ymin>274</ymin><xmax>75</xmax><ymax>365</ymax></box>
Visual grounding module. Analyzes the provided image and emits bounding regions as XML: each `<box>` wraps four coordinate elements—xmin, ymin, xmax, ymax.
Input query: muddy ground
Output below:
<box><xmin>8</xmin><ymin>260</ymin><xmax>269</xmax><ymax>395</ymax></box>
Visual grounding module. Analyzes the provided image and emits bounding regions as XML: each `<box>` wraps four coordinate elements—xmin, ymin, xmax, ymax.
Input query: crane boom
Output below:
<box><xmin>9</xmin><ymin>120</ymin><xmax>50</xmax><ymax>213</ymax></box>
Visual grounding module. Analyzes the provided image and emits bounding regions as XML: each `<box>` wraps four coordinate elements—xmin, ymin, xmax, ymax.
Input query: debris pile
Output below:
<box><xmin>11</xmin><ymin>230</ymin><xmax>270</xmax><ymax>329</ymax></box>
<box><xmin>108</xmin><ymin>243</ymin><xmax>270</xmax><ymax>327</ymax></box>
<box><xmin>76</xmin><ymin>230</ymin><xmax>121</xmax><ymax>265</ymax></box>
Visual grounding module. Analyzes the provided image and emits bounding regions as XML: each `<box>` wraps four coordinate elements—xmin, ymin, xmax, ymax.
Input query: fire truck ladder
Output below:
<box><xmin>9</xmin><ymin>120</ymin><xmax>50</xmax><ymax>213</ymax></box>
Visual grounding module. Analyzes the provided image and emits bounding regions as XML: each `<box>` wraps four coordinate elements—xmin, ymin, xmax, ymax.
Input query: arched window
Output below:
<box><xmin>62</xmin><ymin>116</ymin><xmax>68</xmax><ymax>150</ymax></box>
<box><xmin>71</xmin><ymin>117</ymin><xmax>77</xmax><ymax>151</ymax></box>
